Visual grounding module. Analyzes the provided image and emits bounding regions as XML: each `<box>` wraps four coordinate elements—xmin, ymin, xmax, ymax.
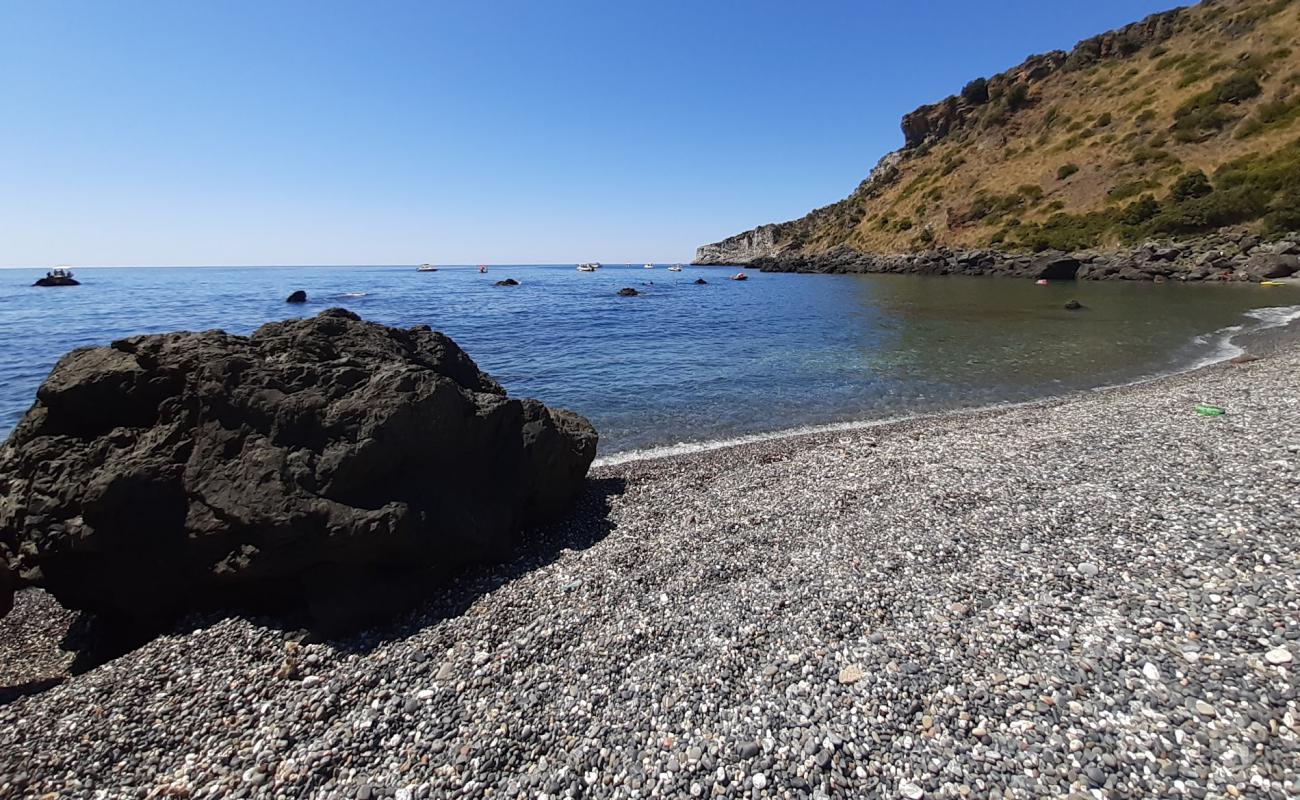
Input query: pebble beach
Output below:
<box><xmin>1</xmin><ymin>337</ymin><xmax>1298</xmax><ymax>800</ymax></box>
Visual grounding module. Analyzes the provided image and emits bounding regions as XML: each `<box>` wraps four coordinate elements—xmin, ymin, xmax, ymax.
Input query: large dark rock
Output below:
<box><xmin>1242</xmin><ymin>253</ymin><xmax>1300</xmax><ymax>281</ymax></box>
<box><xmin>617</xmin><ymin>287</ymin><xmax>640</xmax><ymax>297</ymax></box>
<box><xmin>286</xmin><ymin>290</ymin><xmax>307</xmax><ymax>303</ymax></box>
<box><xmin>1034</xmin><ymin>254</ymin><xmax>1081</xmax><ymax>280</ymax></box>
<box><xmin>494</xmin><ymin>278</ymin><xmax>520</xmax><ymax>287</ymax></box>
<box><xmin>0</xmin><ymin>560</ymin><xmax>11</xmax><ymax>619</ymax></box>
<box><xmin>0</xmin><ymin>309</ymin><xmax>597</xmax><ymax>635</ymax></box>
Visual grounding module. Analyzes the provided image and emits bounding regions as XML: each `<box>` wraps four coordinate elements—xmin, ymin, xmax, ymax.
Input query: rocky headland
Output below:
<box><xmin>738</xmin><ymin>230</ymin><xmax>1300</xmax><ymax>282</ymax></box>
<box><xmin>695</xmin><ymin>0</ymin><xmax>1300</xmax><ymax>279</ymax></box>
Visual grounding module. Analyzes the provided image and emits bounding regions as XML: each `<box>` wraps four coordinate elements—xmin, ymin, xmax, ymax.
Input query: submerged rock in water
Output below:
<box><xmin>0</xmin><ymin>308</ymin><xmax>597</xmax><ymax>637</ymax></box>
<box><xmin>286</xmin><ymin>289</ymin><xmax>307</xmax><ymax>303</ymax></box>
<box><xmin>494</xmin><ymin>278</ymin><xmax>520</xmax><ymax>286</ymax></box>
<box><xmin>694</xmin><ymin>278</ymin><xmax>708</xmax><ymax>285</ymax></box>
<box><xmin>1064</xmin><ymin>299</ymin><xmax>1083</xmax><ymax>310</ymax></box>
<box><xmin>617</xmin><ymin>287</ymin><xmax>640</xmax><ymax>297</ymax></box>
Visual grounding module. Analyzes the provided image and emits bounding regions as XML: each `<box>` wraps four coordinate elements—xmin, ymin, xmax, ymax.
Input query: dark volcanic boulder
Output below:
<box><xmin>0</xmin><ymin>309</ymin><xmax>597</xmax><ymax>634</ymax></box>
<box><xmin>494</xmin><ymin>278</ymin><xmax>520</xmax><ymax>286</ymax></box>
<box><xmin>694</xmin><ymin>278</ymin><xmax>708</xmax><ymax>285</ymax></box>
<box><xmin>617</xmin><ymin>287</ymin><xmax>639</xmax><ymax>297</ymax></box>
<box><xmin>0</xmin><ymin>559</ymin><xmax>11</xmax><ymax>619</ymax></box>
<box><xmin>1033</xmin><ymin>254</ymin><xmax>1081</xmax><ymax>280</ymax></box>
<box><xmin>1242</xmin><ymin>254</ymin><xmax>1300</xmax><ymax>281</ymax></box>
<box><xmin>286</xmin><ymin>289</ymin><xmax>307</xmax><ymax>303</ymax></box>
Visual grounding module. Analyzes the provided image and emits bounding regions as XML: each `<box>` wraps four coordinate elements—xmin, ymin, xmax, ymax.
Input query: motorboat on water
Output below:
<box><xmin>577</xmin><ymin>262</ymin><xmax>600</xmax><ymax>272</ymax></box>
<box><xmin>34</xmin><ymin>267</ymin><xmax>80</xmax><ymax>287</ymax></box>
<box><xmin>478</xmin><ymin>264</ymin><xmax>488</xmax><ymax>273</ymax></box>
<box><xmin>643</xmin><ymin>263</ymin><xmax>655</xmax><ymax>269</ymax></box>
<box><xmin>417</xmin><ymin>264</ymin><xmax>438</xmax><ymax>272</ymax></box>
<box><xmin>730</xmin><ymin>272</ymin><xmax>748</xmax><ymax>281</ymax></box>
<box><xmin>667</xmin><ymin>265</ymin><xmax>683</xmax><ymax>272</ymax></box>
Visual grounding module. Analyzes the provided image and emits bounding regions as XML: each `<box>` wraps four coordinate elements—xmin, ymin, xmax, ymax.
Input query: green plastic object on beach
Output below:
<box><xmin>1195</xmin><ymin>404</ymin><xmax>1225</xmax><ymax>417</ymax></box>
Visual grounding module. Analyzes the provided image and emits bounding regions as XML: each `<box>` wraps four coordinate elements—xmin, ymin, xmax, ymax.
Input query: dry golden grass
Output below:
<box><xmin>788</xmin><ymin>0</ymin><xmax>1300</xmax><ymax>254</ymax></box>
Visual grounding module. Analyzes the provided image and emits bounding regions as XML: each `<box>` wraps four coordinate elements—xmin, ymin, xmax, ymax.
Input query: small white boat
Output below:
<box><xmin>667</xmin><ymin>265</ymin><xmax>682</xmax><ymax>272</ymax></box>
<box><xmin>730</xmin><ymin>272</ymin><xmax>748</xmax><ymax>281</ymax></box>
<box><xmin>577</xmin><ymin>262</ymin><xmax>599</xmax><ymax>272</ymax></box>
<box><xmin>417</xmin><ymin>264</ymin><xmax>438</xmax><ymax>272</ymax></box>
<box><xmin>643</xmin><ymin>263</ymin><xmax>655</xmax><ymax>269</ymax></box>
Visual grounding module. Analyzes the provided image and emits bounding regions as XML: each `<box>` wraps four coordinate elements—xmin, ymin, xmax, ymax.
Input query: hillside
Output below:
<box><xmin>695</xmin><ymin>0</ymin><xmax>1300</xmax><ymax>270</ymax></box>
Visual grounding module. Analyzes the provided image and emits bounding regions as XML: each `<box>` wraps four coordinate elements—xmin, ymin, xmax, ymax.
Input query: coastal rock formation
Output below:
<box><xmin>495</xmin><ymin>278</ymin><xmax>520</xmax><ymax>286</ymax></box>
<box><xmin>747</xmin><ymin>231</ymin><xmax>1300</xmax><ymax>282</ymax></box>
<box><xmin>696</xmin><ymin>0</ymin><xmax>1300</xmax><ymax>268</ymax></box>
<box><xmin>693</xmin><ymin>224</ymin><xmax>786</xmax><ymax>265</ymax></box>
<box><xmin>1242</xmin><ymin>253</ymin><xmax>1300</xmax><ymax>280</ymax></box>
<box><xmin>286</xmin><ymin>290</ymin><xmax>307</xmax><ymax>303</ymax></box>
<box><xmin>617</xmin><ymin>287</ymin><xmax>640</xmax><ymax>297</ymax></box>
<box><xmin>0</xmin><ymin>560</ymin><xmax>11</xmax><ymax>619</ymax></box>
<box><xmin>900</xmin><ymin>8</ymin><xmax>1181</xmax><ymax>148</ymax></box>
<box><xmin>0</xmin><ymin>309</ymin><xmax>597</xmax><ymax>635</ymax></box>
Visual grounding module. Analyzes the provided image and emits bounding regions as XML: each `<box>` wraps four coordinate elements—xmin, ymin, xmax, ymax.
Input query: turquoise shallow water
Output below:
<box><xmin>1</xmin><ymin>264</ymin><xmax>1298</xmax><ymax>455</ymax></box>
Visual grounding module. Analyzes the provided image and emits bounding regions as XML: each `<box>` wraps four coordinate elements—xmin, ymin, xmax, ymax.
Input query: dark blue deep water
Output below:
<box><xmin>2</xmin><ymin>264</ymin><xmax>1298</xmax><ymax>455</ymax></box>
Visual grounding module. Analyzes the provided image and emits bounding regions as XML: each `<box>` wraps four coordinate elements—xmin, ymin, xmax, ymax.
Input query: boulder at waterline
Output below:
<box><xmin>693</xmin><ymin>278</ymin><xmax>707</xmax><ymax>285</ymax></box>
<box><xmin>617</xmin><ymin>287</ymin><xmax>639</xmax><ymax>297</ymax></box>
<box><xmin>0</xmin><ymin>308</ymin><xmax>597</xmax><ymax>636</ymax></box>
<box><xmin>1064</xmin><ymin>299</ymin><xmax>1083</xmax><ymax>310</ymax></box>
<box><xmin>286</xmin><ymin>289</ymin><xmax>307</xmax><ymax>303</ymax></box>
<box><xmin>1242</xmin><ymin>253</ymin><xmax>1300</xmax><ymax>281</ymax></box>
<box><xmin>494</xmin><ymin>278</ymin><xmax>520</xmax><ymax>286</ymax></box>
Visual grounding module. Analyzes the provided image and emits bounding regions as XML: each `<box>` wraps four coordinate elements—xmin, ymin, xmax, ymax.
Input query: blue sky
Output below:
<box><xmin>1</xmin><ymin>1</ymin><xmax>1178</xmax><ymax>266</ymax></box>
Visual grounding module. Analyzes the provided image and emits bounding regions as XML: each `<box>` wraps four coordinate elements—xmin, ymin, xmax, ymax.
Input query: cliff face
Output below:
<box><xmin>693</xmin><ymin>224</ymin><xmax>787</xmax><ymax>265</ymax></box>
<box><xmin>694</xmin><ymin>0</ymin><xmax>1300</xmax><ymax>267</ymax></box>
<box><xmin>900</xmin><ymin>8</ymin><xmax>1183</xmax><ymax>149</ymax></box>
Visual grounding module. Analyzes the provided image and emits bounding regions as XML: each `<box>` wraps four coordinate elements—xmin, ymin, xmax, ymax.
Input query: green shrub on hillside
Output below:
<box><xmin>1004</xmin><ymin>138</ymin><xmax>1300</xmax><ymax>250</ymax></box>
<box><xmin>1147</xmin><ymin>187</ymin><xmax>1270</xmax><ymax>234</ymax></box>
<box><xmin>1057</xmin><ymin>163</ymin><xmax>1080</xmax><ymax>180</ymax></box>
<box><xmin>1172</xmin><ymin>71</ymin><xmax>1261</xmax><ymax>139</ymax></box>
<box><xmin>1119</xmin><ymin>194</ymin><xmax>1161</xmax><ymax>224</ymax></box>
<box><xmin>1170</xmin><ymin>169</ymin><xmax>1213</xmax><ymax>200</ymax></box>
<box><xmin>962</xmin><ymin>78</ymin><xmax>989</xmax><ymax>104</ymax></box>
<box><xmin>1007</xmin><ymin>84</ymin><xmax>1031</xmax><ymax>111</ymax></box>
<box><xmin>1263</xmin><ymin>190</ymin><xmax>1300</xmax><ymax>233</ymax></box>
<box><xmin>1108</xmin><ymin>179</ymin><xmax>1157</xmax><ymax>200</ymax></box>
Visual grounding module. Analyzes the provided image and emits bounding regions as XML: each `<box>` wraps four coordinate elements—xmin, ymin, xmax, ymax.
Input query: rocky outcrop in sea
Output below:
<box><xmin>700</xmin><ymin>231</ymin><xmax>1300</xmax><ymax>283</ymax></box>
<box><xmin>0</xmin><ymin>308</ymin><xmax>597</xmax><ymax>640</ymax></box>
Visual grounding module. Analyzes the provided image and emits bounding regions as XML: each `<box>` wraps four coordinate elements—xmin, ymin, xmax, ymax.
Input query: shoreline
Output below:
<box><xmin>695</xmin><ymin>231</ymin><xmax>1300</xmax><ymax>284</ymax></box>
<box><xmin>595</xmin><ymin>305</ymin><xmax>1300</xmax><ymax>468</ymax></box>
<box><xmin>2</xmin><ymin>321</ymin><xmax>1299</xmax><ymax>797</ymax></box>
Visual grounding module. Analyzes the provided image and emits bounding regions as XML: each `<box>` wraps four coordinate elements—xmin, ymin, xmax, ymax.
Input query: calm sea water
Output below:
<box><xmin>2</xmin><ymin>264</ymin><xmax>1298</xmax><ymax>455</ymax></box>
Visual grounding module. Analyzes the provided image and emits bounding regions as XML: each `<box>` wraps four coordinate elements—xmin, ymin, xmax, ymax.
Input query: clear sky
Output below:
<box><xmin>1</xmin><ymin>0</ymin><xmax>1180</xmax><ymax>267</ymax></box>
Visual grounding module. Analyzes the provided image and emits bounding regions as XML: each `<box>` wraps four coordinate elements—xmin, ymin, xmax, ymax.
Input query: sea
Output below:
<box><xmin>2</xmin><ymin>264</ymin><xmax>1298</xmax><ymax>458</ymax></box>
